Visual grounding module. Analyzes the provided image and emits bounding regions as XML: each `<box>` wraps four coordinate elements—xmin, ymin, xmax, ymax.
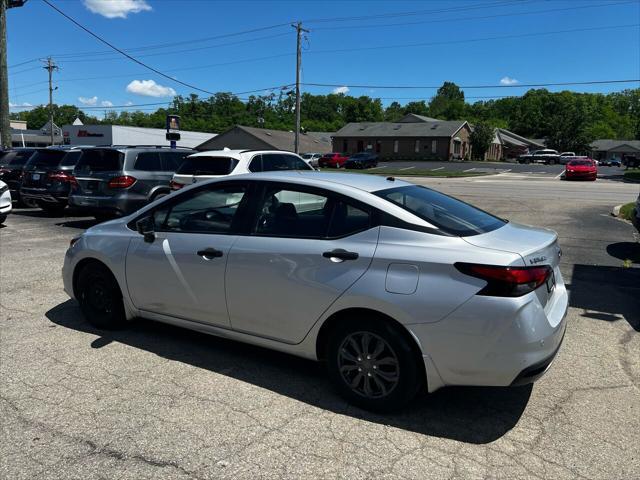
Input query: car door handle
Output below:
<box><xmin>322</xmin><ymin>249</ymin><xmax>359</xmax><ymax>262</ymax></box>
<box><xmin>197</xmin><ymin>247</ymin><xmax>224</xmax><ymax>259</ymax></box>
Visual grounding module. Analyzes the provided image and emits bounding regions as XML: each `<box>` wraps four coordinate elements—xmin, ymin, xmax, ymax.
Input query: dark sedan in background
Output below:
<box><xmin>344</xmin><ymin>152</ymin><xmax>379</xmax><ymax>169</ymax></box>
<box><xmin>0</xmin><ymin>148</ymin><xmax>40</xmax><ymax>204</ymax></box>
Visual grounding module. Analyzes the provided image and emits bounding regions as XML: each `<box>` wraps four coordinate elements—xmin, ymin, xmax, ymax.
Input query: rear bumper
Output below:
<box><xmin>565</xmin><ymin>171</ymin><xmax>596</xmax><ymax>179</ymax></box>
<box><xmin>0</xmin><ymin>191</ymin><xmax>12</xmax><ymax>214</ymax></box>
<box><xmin>408</xmin><ymin>274</ymin><xmax>569</xmax><ymax>390</ymax></box>
<box><xmin>20</xmin><ymin>187</ymin><xmax>69</xmax><ymax>204</ymax></box>
<box><xmin>69</xmin><ymin>193</ymin><xmax>147</xmax><ymax>216</ymax></box>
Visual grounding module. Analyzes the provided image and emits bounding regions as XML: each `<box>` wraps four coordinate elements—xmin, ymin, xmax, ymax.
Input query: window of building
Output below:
<box><xmin>375</xmin><ymin>140</ymin><xmax>381</xmax><ymax>153</ymax></box>
<box><xmin>431</xmin><ymin>140</ymin><xmax>437</xmax><ymax>154</ymax></box>
<box><xmin>453</xmin><ymin>141</ymin><xmax>461</xmax><ymax>155</ymax></box>
<box><xmin>414</xmin><ymin>140</ymin><xmax>420</xmax><ymax>153</ymax></box>
<box><xmin>342</xmin><ymin>140</ymin><xmax>348</xmax><ymax>152</ymax></box>
<box><xmin>393</xmin><ymin>140</ymin><xmax>399</xmax><ymax>153</ymax></box>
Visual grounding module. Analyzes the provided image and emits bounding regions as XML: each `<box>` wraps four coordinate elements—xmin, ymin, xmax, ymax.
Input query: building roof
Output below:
<box><xmin>590</xmin><ymin>139</ymin><xmax>640</xmax><ymax>152</ymax></box>
<box><xmin>496</xmin><ymin>128</ymin><xmax>545</xmax><ymax>148</ymax></box>
<box><xmin>333</xmin><ymin>120</ymin><xmax>468</xmax><ymax>138</ymax></box>
<box><xmin>397</xmin><ymin>113</ymin><xmax>442</xmax><ymax>123</ymax></box>
<box><xmin>196</xmin><ymin>125</ymin><xmax>333</xmax><ymax>153</ymax></box>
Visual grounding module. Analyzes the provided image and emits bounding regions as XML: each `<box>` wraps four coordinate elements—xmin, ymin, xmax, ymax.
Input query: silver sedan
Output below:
<box><xmin>63</xmin><ymin>172</ymin><xmax>568</xmax><ymax>411</ymax></box>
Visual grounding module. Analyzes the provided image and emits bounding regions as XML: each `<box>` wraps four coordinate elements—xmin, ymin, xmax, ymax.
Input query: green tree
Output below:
<box><xmin>428</xmin><ymin>82</ymin><xmax>465</xmax><ymax>120</ymax></box>
<box><xmin>470</xmin><ymin>121</ymin><xmax>495</xmax><ymax>160</ymax></box>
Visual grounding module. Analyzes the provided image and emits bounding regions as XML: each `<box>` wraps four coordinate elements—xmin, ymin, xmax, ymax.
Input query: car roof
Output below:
<box><xmin>226</xmin><ymin>170</ymin><xmax>411</xmax><ymax>193</ymax></box>
<box><xmin>188</xmin><ymin>149</ymin><xmax>301</xmax><ymax>160</ymax></box>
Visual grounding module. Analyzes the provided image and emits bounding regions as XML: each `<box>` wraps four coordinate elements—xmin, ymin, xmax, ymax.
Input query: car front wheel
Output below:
<box><xmin>326</xmin><ymin>318</ymin><xmax>422</xmax><ymax>412</ymax></box>
<box><xmin>77</xmin><ymin>263</ymin><xmax>127</xmax><ymax>329</ymax></box>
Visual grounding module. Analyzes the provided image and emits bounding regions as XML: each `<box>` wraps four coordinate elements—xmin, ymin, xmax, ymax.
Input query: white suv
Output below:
<box><xmin>170</xmin><ymin>149</ymin><xmax>313</xmax><ymax>190</ymax></box>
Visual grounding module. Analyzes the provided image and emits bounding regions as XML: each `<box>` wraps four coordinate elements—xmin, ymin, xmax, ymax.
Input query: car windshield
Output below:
<box><xmin>375</xmin><ymin>185</ymin><xmax>506</xmax><ymax>236</ymax></box>
<box><xmin>74</xmin><ymin>149</ymin><xmax>124</xmax><ymax>173</ymax></box>
<box><xmin>568</xmin><ymin>160</ymin><xmax>593</xmax><ymax>166</ymax></box>
<box><xmin>176</xmin><ymin>156</ymin><xmax>238</xmax><ymax>175</ymax></box>
<box><xmin>26</xmin><ymin>150</ymin><xmax>67</xmax><ymax>168</ymax></box>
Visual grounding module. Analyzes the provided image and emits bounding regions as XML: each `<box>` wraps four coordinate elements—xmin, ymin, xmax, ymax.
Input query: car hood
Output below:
<box><xmin>462</xmin><ymin>222</ymin><xmax>560</xmax><ymax>267</ymax></box>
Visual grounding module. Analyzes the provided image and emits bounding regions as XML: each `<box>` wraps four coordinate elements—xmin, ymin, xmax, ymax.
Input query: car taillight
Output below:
<box><xmin>48</xmin><ymin>171</ymin><xmax>78</xmax><ymax>186</ymax></box>
<box><xmin>107</xmin><ymin>175</ymin><xmax>136</xmax><ymax>189</ymax></box>
<box><xmin>169</xmin><ymin>180</ymin><xmax>184</xmax><ymax>190</ymax></box>
<box><xmin>0</xmin><ymin>168</ymin><xmax>10</xmax><ymax>176</ymax></box>
<box><xmin>455</xmin><ymin>262</ymin><xmax>552</xmax><ymax>297</ymax></box>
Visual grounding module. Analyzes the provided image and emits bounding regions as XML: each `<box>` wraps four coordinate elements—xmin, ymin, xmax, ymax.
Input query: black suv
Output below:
<box><xmin>69</xmin><ymin>146</ymin><xmax>194</xmax><ymax>219</ymax></box>
<box><xmin>0</xmin><ymin>148</ymin><xmax>40</xmax><ymax>204</ymax></box>
<box><xmin>20</xmin><ymin>147</ymin><xmax>84</xmax><ymax>214</ymax></box>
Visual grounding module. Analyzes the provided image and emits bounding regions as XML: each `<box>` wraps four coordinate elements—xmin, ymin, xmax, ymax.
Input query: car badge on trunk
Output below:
<box><xmin>529</xmin><ymin>256</ymin><xmax>547</xmax><ymax>265</ymax></box>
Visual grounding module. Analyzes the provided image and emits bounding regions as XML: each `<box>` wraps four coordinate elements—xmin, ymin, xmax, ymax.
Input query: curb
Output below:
<box><xmin>611</xmin><ymin>204</ymin><xmax>622</xmax><ymax>217</ymax></box>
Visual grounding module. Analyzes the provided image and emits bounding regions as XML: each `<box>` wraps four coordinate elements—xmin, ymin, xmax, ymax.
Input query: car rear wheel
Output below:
<box><xmin>77</xmin><ymin>263</ymin><xmax>126</xmax><ymax>329</ymax></box>
<box><xmin>0</xmin><ymin>214</ymin><xmax>6</xmax><ymax>224</ymax></box>
<box><xmin>326</xmin><ymin>318</ymin><xmax>422</xmax><ymax>412</ymax></box>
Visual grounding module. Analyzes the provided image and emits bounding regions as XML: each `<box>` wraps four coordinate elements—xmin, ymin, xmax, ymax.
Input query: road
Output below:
<box><xmin>374</xmin><ymin>160</ymin><xmax>627</xmax><ymax>179</ymax></box>
<box><xmin>1</xmin><ymin>176</ymin><xmax>639</xmax><ymax>480</ymax></box>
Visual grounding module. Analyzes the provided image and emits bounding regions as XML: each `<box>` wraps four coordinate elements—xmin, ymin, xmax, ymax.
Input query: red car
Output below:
<box><xmin>318</xmin><ymin>152</ymin><xmax>349</xmax><ymax>168</ymax></box>
<box><xmin>565</xmin><ymin>158</ymin><xmax>597</xmax><ymax>181</ymax></box>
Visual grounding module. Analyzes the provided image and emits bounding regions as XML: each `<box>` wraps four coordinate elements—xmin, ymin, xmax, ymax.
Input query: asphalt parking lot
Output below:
<box><xmin>1</xmin><ymin>176</ymin><xmax>639</xmax><ymax>479</ymax></box>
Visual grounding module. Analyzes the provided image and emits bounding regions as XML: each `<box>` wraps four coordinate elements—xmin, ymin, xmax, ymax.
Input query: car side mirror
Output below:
<box><xmin>136</xmin><ymin>216</ymin><xmax>155</xmax><ymax>243</ymax></box>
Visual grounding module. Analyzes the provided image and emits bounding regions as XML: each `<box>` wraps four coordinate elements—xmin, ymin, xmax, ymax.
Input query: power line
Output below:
<box><xmin>305</xmin><ymin>23</ymin><xmax>640</xmax><ymax>56</ymax></box>
<box><xmin>303</xmin><ymin>0</ymin><xmax>522</xmax><ymax>24</ymax></box>
<box><xmin>312</xmin><ymin>1</ymin><xmax>637</xmax><ymax>31</ymax></box>
<box><xmin>54</xmin><ymin>32</ymin><xmax>294</xmax><ymax>64</ymax></box>
<box><xmin>303</xmin><ymin>79</ymin><xmax>640</xmax><ymax>90</ymax></box>
<box><xmin>42</xmin><ymin>0</ymin><xmax>218</xmax><ymax>96</ymax></box>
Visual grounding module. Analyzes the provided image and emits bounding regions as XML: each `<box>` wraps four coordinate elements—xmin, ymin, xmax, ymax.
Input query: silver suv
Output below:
<box><xmin>69</xmin><ymin>146</ymin><xmax>194</xmax><ymax>219</ymax></box>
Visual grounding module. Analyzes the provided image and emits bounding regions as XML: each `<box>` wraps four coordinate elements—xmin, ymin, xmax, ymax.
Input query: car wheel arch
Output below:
<box><xmin>315</xmin><ymin>308</ymin><xmax>426</xmax><ymax>373</ymax></box>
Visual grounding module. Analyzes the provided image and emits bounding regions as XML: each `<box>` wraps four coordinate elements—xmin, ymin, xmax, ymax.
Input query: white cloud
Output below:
<box><xmin>126</xmin><ymin>79</ymin><xmax>176</xmax><ymax>97</ymax></box>
<box><xmin>83</xmin><ymin>0</ymin><xmax>152</xmax><ymax>19</ymax></box>
<box><xmin>78</xmin><ymin>96</ymin><xmax>98</xmax><ymax>106</ymax></box>
<box><xmin>9</xmin><ymin>102</ymin><xmax>33</xmax><ymax>109</ymax></box>
<box><xmin>500</xmin><ymin>76</ymin><xmax>519</xmax><ymax>86</ymax></box>
<box><xmin>101</xmin><ymin>100</ymin><xmax>114</xmax><ymax>107</ymax></box>
<box><xmin>332</xmin><ymin>86</ymin><xmax>349</xmax><ymax>94</ymax></box>
<box><xmin>125</xmin><ymin>101</ymin><xmax>133</xmax><ymax>106</ymax></box>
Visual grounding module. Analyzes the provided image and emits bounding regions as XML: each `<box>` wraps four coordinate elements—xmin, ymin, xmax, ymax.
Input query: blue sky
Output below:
<box><xmin>6</xmin><ymin>0</ymin><xmax>640</xmax><ymax>115</ymax></box>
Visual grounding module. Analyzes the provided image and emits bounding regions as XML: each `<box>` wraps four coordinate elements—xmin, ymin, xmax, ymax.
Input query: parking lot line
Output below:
<box><xmin>431</xmin><ymin>167</ymin><xmax>444</xmax><ymax>171</ymax></box>
<box><xmin>399</xmin><ymin>166</ymin><xmax>415</xmax><ymax>171</ymax></box>
<box><xmin>463</xmin><ymin>168</ymin><xmax>476</xmax><ymax>172</ymax></box>
<box><xmin>554</xmin><ymin>171</ymin><xmax>564</xmax><ymax>179</ymax></box>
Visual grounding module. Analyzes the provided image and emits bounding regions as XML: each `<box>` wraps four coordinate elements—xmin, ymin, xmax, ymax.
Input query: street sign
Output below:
<box><xmin>166</xmin><ymin>115</ymin><xmax>180</xmax><ymax>132</ymax></box>
<box><xmin>166</xmin><ymin>132</ymin><xmax>181</xmax><ymax>141</ymax></box>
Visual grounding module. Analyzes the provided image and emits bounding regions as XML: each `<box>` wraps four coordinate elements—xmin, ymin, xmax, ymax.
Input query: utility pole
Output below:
<box><xmin>0</xmin><ymin>0</ymin><xmax>27</xmax><ymax>149</ymax></box>
<box><xmin>43</xmin><ymin>56</ymin><xmax>58</xmax><ymax>146</ymax></box>
<box><xmin>292</xmin><ymin>21</ymin><xmax>308</xmax><ymax>154</ymax></box>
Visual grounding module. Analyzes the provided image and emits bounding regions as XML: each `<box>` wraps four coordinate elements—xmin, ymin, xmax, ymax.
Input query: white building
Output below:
<box><xmin>62</xmin><ymin>124</ymin><xmax>216</xmax><ymax>149</ymax></box>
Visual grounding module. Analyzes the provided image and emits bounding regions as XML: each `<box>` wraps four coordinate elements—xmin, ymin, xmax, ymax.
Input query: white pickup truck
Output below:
<box><xmin>518</xmin><ymin>149</ymin><xmax>561</xmax><ymax>165</ymax></box>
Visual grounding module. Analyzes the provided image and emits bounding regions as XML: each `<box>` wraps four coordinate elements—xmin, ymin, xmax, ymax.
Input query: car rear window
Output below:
<box><xmin>161</xmin><ymin>151</ymin><xmax>191</xmax><ymax>171</ymax></box>
<box><xmin>568</xmin><ymin>160</ymin><xmax>593</xmax><ymax>166</ymax></box>
<box><xmin>75</xmin><ymin>149</ymin><xmax>124</xmax><ymax>173</ymax></box>
<box><xmin>0</xmin><ymin>150</ymin><xmax>35</xmax><ymax>166</ymax></box>
<box><xmin>177</xmin><ymin>156</ymin><xmax>239</xmax><ymax>175</ymax></box>
<box><xmin>375</xmin><ymin>185</ymin><xmax>506</xmax><ymax>237</ymax></box>
<box><xmin>249</xmin><ymin>153</ymin><xmax>312</xmax><ymax>173</ymax></box>
<box><xmin>26</xmin><ymin>150</ymin><xmax>67</xmax><ymax>168</ymax></box>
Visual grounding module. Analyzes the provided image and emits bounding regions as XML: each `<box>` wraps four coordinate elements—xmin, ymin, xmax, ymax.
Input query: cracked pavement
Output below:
<box><xmin>1</xmin><ymin>177</ymin><xmax>639</xmax><ymax>479</ymax></box>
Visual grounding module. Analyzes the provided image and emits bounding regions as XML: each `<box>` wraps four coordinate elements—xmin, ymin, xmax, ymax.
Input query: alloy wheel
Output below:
<box><xmin>337</xmin><ymin>331</ymin><xmax>400</xmax><ymax>398</ymax></box>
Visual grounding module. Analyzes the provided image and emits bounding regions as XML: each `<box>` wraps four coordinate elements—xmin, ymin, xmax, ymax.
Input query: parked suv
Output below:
<box><xmin>170</xmin><ymin>149</ymin><xmax>313</xmax><ymax>190</ymax></box>
<box><xmin>69</xmin><ymin>146</ymin><xmax>194</xmax><ymax>219</ymax></box>
<box><xmin>0</xmin><ymin>148</ymin><xmax>40</xmax><ymax>204</ymax></box>
<box><xmin>20</xmin><ymin>147</ymin><xmax>84</xmax><ymax>214</ymax></box>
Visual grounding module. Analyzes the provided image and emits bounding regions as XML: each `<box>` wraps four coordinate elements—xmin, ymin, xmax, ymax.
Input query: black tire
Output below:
<box><xmin>326</xmin><ymin>317</ymin><xmax>423</xmax><ymax>412</ymax></box>
<box><xmin>151</xmin><ymin>191</ymin><xmax>169</xmax><ymax>202</ymax></box>
<box><xmin>0</xmin><ymin>214</ymin><xmax>6</xmax><ymax>224</ymax></box>
<box><xmin>76</xmin><ymin>263</ymin><xmax>127</xmax><ymax>329</ymax></box>
<box><xmin>38</xmin><ymin>202</ymin><xmax>66</xmax><ymax>216</ymax></box>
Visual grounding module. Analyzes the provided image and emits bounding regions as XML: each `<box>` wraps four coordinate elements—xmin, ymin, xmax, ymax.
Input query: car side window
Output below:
<box><xmin>134</xmin><ymin>152</ymin><xmax>161</xmax><ymax>171</ymax></box>
<box><xmin>160</xmin><ymin>151</ymin><xmax>189</xmax><ymax>172</ymax></box>
<box><xmin>327</xmin><ymin>201</ymin><xmax>371</xmax><ymax>238</ymax></box>
<box><xmin>253</xmin><ymin>185</ymin><xmax>372</xmax><ymax>239</ymax></box>
<box><xmin>153</xmin><ymin>184</ymin><xmax>247</xmax><ymax>234</ymax></box>
<box><xmin>249</xmin><ymin>153</ymin><xmax>311</xmax><ymax>173</ymax></box>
